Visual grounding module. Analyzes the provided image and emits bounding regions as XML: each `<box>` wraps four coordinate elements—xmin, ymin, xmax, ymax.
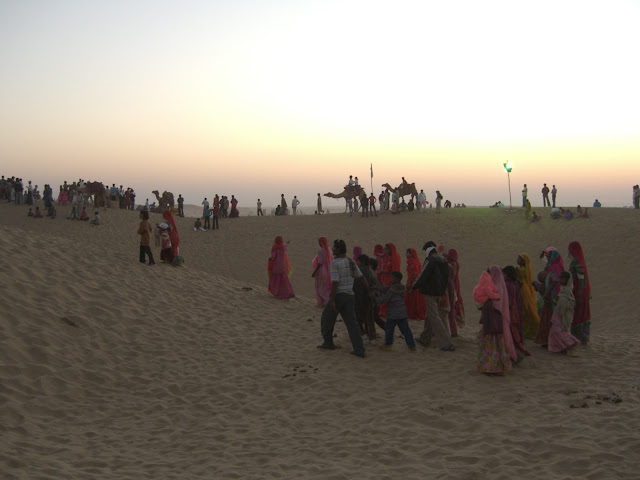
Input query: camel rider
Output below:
<box><xmin>354</xmin><ymin>176</ymin><xmax>359</xmax><ymax>187</ymax></box>
<box><xmin>348</xmin><ymin>175</ymin><xmax>354</xmax><ymax>186</ymax></box>
<box><xmin>402</xmin><ymin>177</ymin><xmax>408</xmax><ymax>189</ymax></box>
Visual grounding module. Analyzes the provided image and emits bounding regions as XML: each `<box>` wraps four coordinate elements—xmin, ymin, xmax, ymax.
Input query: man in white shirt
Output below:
<box><xmin>202</xmin><ymin>197</ymin><xmax>209</xmax><ymax>217</ymax></box>
<box><xmin>522</xmin><ymin>184</ymin><xmax>528</xmax><ymax>207</ymax></box>
<box><xmin>291</xmin><ymin>196</ymin><xmax>300</xmax><ymax>215</ymax></box>
<box><xmin>417</xmin><ymin>189</ymin><xmax>426</xmax><ymax>211</ymax></box>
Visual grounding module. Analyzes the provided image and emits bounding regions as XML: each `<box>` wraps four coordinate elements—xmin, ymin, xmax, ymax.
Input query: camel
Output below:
<box><xmin>152</xmin><ymin>190</ymin><xmax>175</xmax><ymax>210</ymax></box>
<box><xmin>382</xmin><ymin>182</ymin><xmax>418</xmax><ymax>201</ymax></box>
<box><xmin>70</xmin><ymin>181</ymin><xmax>106</xmax><ymax>207</ymax></box>
<box><xmin>324</xmin><ymin>185</ymin><xmax>365</xmax><ymax>212</ymax></box>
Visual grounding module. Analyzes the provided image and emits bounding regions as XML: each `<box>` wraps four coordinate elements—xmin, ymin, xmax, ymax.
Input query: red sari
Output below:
<box><xmin>268</xmin><ymin>236</ymin><xmax>295</xmax><ymax>299</ymax></box>
<box><xmin>379</xmin><ymin>243</ymin><xmax>401</xmax><ymax>287</ymax></box>
<box><xmin>379</xmin><ymin>243</ymin><xmax>401</xmax><ymax>317</ymax></box>
<box><xmin>162</xmin><ymin>210</ymin><xmax>180</xmax><ymax>259</ymax></box>
<box><xmin>568</xmin><ymin>241</ymin><xmax>591</xmax><ymax>343</ymax></box>
<box><xmin>404</xmin><ymin>248</ymin><xmax>426</xmax><ymax>320</ymax></box>
<box><xmin>447</xmin><ymin>249</ymin><xmax>465</xmax><ymax>330</ymax></box>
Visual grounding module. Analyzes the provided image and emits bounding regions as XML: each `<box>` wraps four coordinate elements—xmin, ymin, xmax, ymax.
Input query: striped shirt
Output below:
<box><xmin>330</xmin><ymin>257</ymin><xmax>362</xmax><ymax>295</ymax></box>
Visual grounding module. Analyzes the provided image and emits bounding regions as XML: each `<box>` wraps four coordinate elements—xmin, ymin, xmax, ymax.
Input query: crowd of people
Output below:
<box><xmin>137</xmin><ymin>209</ymin><xmax>183</xmax><ymax>266</ymax></box>
<box><xmin>0</xmin><ymin>171</ymin><xmax>612</xmax><ymax>376</ymax></box>
<box><xmin>193</xmin><ymin>194</ymin><xmax>239</xmax><ymax>230</ymax></box>
<box><xmin>267</xmin><ymin>236</ymin><xmax>592</xmax><ymax>375</ymax></box>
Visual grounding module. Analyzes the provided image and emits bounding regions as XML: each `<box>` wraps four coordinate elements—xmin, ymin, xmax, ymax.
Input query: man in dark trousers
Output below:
<box><xmin>177</xmin><ymin>194</ymin><xmax>184</xmax><ymax>217</ymax></box>
<box><xmin>542</xmin><ymin>183</ymin><xmax>550</xmax><ymax>207</ymax></box>
<box><xmin>410</xmin><ymin>241</ymin><xmax>455</xmax><ymax>351</ymax></box>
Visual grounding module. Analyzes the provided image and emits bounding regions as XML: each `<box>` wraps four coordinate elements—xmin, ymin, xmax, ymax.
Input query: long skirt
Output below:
<box><xmin>477</xmin><ymin>330</ymin><xmax>512</xmax><ymax>374</ymax></box>
<box><xmin>548</xmin><ymin>315</ymin><xmax>580</xmax><ymax>353</ymax></box>
<box><xmin>522</xmin><ymin>305</ymin><xmax>539</xmax><ymax>339</ymax></box>
<box><xmin>268</xmin><ymin>273</ymin><xmax>295</xmax><ymax>299</ymax></box>
<box><xmin>535</xmin><ymin>300</ymin><xmax>553</xmax><ymax>346</ymax></box>
<box><xmin>405</xmin><ymin>288</ymin><xmax>426</xmax><ymax>320</ymax></box>
<box><xmin>570</xmin><ymin>293</ymin><xmax>591</xmax><ymax>343</ymax></box>
<box><xmin>314</xmin><ymin>272</ymin><xmax>331</xmax><ymax>307</ymax></box>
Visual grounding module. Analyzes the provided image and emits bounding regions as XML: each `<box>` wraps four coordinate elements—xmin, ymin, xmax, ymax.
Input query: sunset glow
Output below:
<box><xmin>1</xmin><ymin>0</ymin><xmax>639</xmax><ymax>208</ymax></box>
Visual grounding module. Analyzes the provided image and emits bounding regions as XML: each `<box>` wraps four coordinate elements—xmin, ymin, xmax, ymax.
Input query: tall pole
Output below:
<box><xmin>503</xmin><ymin>161</ymin><xmax>513</xmax><ymax>211</ymax></box>
<box><xmin>507</xmin><ymin>171</ymin><xmax>512</xmax><ymax>210</ymax></box>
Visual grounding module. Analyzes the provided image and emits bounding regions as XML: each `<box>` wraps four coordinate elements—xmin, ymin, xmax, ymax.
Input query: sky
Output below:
<box><xmin>1</xmin><ymin>0</ymin><xmax>639</xmax><ymax>209</ymax></box>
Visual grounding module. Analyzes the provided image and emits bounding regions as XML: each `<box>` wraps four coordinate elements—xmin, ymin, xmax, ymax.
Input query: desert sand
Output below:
<box><xmin>1</xmin><ymin>202</ymin><xmax>639</xmax><ymax>479</ymax></box>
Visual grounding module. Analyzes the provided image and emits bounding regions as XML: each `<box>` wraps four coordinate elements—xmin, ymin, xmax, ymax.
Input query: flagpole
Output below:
<box><xmin>370</xmin><ymin>163</ymin><xmax>373</xmax><ymax>196</ymax></box>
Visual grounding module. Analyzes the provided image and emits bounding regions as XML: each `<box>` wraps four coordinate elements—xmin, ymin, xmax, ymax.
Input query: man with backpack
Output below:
<box><xmin>410</xmin><ymin>242</ymin><xmax>455</xmax><ymax>351</ymax></box>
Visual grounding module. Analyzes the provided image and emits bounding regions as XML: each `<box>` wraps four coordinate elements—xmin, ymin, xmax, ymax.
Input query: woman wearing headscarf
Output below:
<box><xmin>379</xmin><ymin>243</ymin><xmax>401</xmax><ymax>317</ymax></box>
<box><xmin>352</xmin><ymin>245</ymin><xmax>363</xmax><ymax>263</ymax></box>
<box><xmin>502</xmin><ymin>265</ymin><xmax>530</xmax><ymax>357</ymax></box>
<box><xmin>447</xmin><ymin>248</ymin><xmax>466</xmax><ymax>330</ymax></box>
<box><xmin>524</xmin><ymin>200</ymin><xmax>532</xmax><ymax>220</ymax></box>
<box><xmin>535</xmin><ymin>248</ymin><xmax>565</xmax><ymax>346</ymax></box>
<box><xmin>489</xmin><ymin>265</ymin><xmax>518</xmax><ymax>362</ymax></box>
<box><xmin>548</xmin><ymin>271</ymin><xmax>580</xmax><ymax>354</ymax></box>
<box><xmin>517</xmin><ymin>253</ymin><xmax>540</xmax><ymax>338</ymax></box>
<box><xmin>312</xmin><ymin>237</ymin><xmax>332</xmax><ymax>307</ymax></box>
<box><xmin>162</xmin><ymin>210</ymin><xmax>180</xmax><ymax>259</ymax></box>
<box><xmin>473</xmin><ymin>271</ymin><xmax>512</xmax><ymax>375</ymax></box>
<box><xmin>404</xmin><ymin>248</ymin><xmax>426</xmax><ymax>320</ymax></box>
<box><xmin>380</xmin><ymin>243</ymin><xmax>401</xmax><ymax>288</ymax></box>
<box><xmin>268</xmin><ymin>236</ymin><xmax>295</xmax><ymax>299</ymax></box>
<box><xmin>567</xmin><ymin>241</ymin><xmax>591</xmax><ymax>344</ymax></box>
<box><xmin>373</xmin><ymin>244</ymin><xmax>384</xmax><ymax>281</ymax></box>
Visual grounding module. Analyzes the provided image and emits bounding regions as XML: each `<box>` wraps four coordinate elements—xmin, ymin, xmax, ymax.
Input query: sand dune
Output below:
<box><xmin>1</xmin><ymin>203</ymin><xmax>639</xmax><ymax>479</ymax></box>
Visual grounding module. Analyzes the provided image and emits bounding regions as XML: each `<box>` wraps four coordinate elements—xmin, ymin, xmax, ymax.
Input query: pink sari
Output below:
<box><xmin>312</xmin><ymin>237</ymin><xmax>332</xmax><ymax>306</ymax></box>
<box><xmin>268</xmin><ymin>236</ymin><xmax>295</xmax><ymax>299</ymax></box>
<box><xmin>352</xmin><ymin>245</ymin><xmax>363</xmax><ymax>263</ymax></box>
<box><xmin>489</xmin><ymin>265</ymin><xmax>518</xmax><ymax>362</ymax></box>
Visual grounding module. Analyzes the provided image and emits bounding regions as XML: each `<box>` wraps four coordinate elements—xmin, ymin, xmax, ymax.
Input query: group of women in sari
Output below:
<box><xmin>267</xmin><ymin>235</ymin><xmax>592</xmax><ymax>376</ymax></box>
<box><xmin>308</xmin><ymin>240</ymin><xmax>466</xmax><ymax>337</ymax></box>
<box><xmin>473</xmin><ymin>241</ymin><xmax>591</xmax><ymax>375</ymax></box>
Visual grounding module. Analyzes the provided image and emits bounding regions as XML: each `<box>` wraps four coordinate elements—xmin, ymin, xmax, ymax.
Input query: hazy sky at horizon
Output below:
<box><xmin>1</xmin><ymin>0</ymin><xmax>639</xmax><ymax>208</ymax></box>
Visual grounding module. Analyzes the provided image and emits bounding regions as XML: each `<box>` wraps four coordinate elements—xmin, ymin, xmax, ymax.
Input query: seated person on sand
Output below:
<box><xmin>79</xmin><ymin>207</ymin><xmax>89</xmax><ymax>221</ymax></box>
<box><xmin>400</xmin><ymin>199</ymin><xmax>408</xmax><ymax>211</ymax></box>
<box><xmin>34</xmin><ymin>206</ymin><xmax>43</xmax><ymax>218</ymax></box>
<box><xmin>194</xmin><ymin>218</ymin><xmax>205</xmax><ymax>231</ymax></box>
<box><xmin>530</xmin><ymin>211</ymin><xmax>541</xmax><ymax>222</ymax></box>
<box><xmin>90</xmin><ymin>211</ymin><xmax>100</xmax><ymax>225</ymax></box>
<box><xmin>592</xmin><ymin>199</ymin><xmax>601</xmax><ymax>208</ymax></box>
<box><xmin>575</xmin><ymin>205</ymin><xmax>589</xmax><ymax>218</ymax></box>
<box><xmin>27</xmin><ymin>208</ymin><xmax>34</xmax><ymax>217</ymax></box>
<box><xmin>407</xmin><ymin>199</ymin><xmax>415</xmax><ymax>211</ymax></box>
<box><xmin>48</xmin><ymin>206</ymin><xmax>57</xmax><ymax>219</ymax></box>
<box><xmin>550</xmin><ymin>207</ymin><xmax>561</xmax><ymax>219</ymax></box>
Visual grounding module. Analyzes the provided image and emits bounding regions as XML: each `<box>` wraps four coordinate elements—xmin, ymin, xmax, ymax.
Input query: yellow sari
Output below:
<box><xmin>519</xmin><ymin>253</ymin><xmax>540</xmax><ymax>338</ymax></box>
